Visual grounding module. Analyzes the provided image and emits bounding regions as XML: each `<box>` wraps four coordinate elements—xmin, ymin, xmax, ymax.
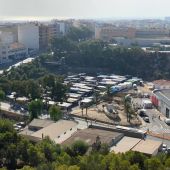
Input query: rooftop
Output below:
<box><xmin>132</xmin><ymin>139</ymin><xmax>162</xmax><ymax>155</ymax></box>
<box><xmin>62</xmin><ymin>128</ymin><xmax>123</xmax><ymax>146</ymax></box>
<box><xmin>111</xmin><ymin>136</ymin><xmax>141</xmax><ymax>153</ymax></box>
<box><xmin>31</xmin><ymin>120</ymin><xmax>77</xmax><ymax>141</ymax></box>
<box><xmin>154</xmin><ymin>89</ymin><xmax>170</xmax><ymax>101</ymax></box>
<box><xmin>28</xmin><ymin>118</ymin><xmax>54</xmax><ymax>129</ymax></box>
<box><xmin>153</xmin><ymin>79</ymin><xmax>170</xmax><ymax>86</ymax></box>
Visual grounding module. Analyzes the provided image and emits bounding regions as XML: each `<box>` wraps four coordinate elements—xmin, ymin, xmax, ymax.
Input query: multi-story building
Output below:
<box><xmin>0</xmin><ymin>43</ymin><xmax>10</xmax><ymax>64</ymax></box>
<box><xmin>18</xmin><ymin>23</ymin><xmax>39</xmax><ymax>50</ymax></box>
<box><xmin>39</xmin><ymin>24</ymin><xmax>49</xmax><ymax>51</ymax></box>
<box><xmin>48</xmin><ymin>21</ymin><xmax>71</xmax><ymax>39</ymax></box>
<box><xmin>48</xmin><ymin>23</ymin><xmax>61</xmax><ymax>42</ymax></box>
<box><xmin>135</xmin><ymin>28</ymin><xmax>170</xmax><ymax>38</ymax></box>
<box><xmin>0</xmin><ymin>24</ymin><xmax>18</xmax><ymax>42</ymax></box>
<box><xmin>95</xmin><ymin>25</ymin><xmax>136</xmax><ymax>41</ymax></box>
<box><xmin>18</xmin><ymin>22</ymin><xmax>71</xmax><ymax>52</ymax></box>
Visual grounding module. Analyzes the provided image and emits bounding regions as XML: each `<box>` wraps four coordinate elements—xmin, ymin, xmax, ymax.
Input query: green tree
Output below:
<box><xmin>49</xmin><ymin>105</ymin><xmax>62</xmax><ymax>121</ymax></box>
<box><xmin>28</xmin><ymin>145</ymin><xmax>45</xmax><ymax>166</ymax></box>
<box><xmin>51</xmin><ymin>81</ymin><xmax>67</xmax><ymax>102</ymax></box>
<box><xmin>165</xmin><ymin>157</ymin><xmax>170</xmax><ymax>168</ymax></box>
<box><xmin>144</xmin><ymin>157</ymin><xmax>165</xmax><ymax>170</ymax></box>
<box><xmin>18</xmin><ymin>139</ymin><xmax>31</xmax><ymax>163</ymax></box>
<box><xmin>20</xmin><ymin>166</ymin><xmax>36</xmax><ymax>170</ymax></box>
<box><xmin>0</xmin><ymin>89</ymin><xmax>5</xmax><ymax>113</ymax></box>
<box><xmin>26</xmin><ymin>80</ymin><xmax>41</xmax><ymax>99</ymax></box>
<box><xmin>5</xmin><ymin>144</ymin><xmax>17</xmax><ymax>169</ymax></box>
<box><xmin>71</xmin><ymin>140</ymin><xmax>89</xmax><ymax>156</ymax></box>
<box><xmin>28</xmin><ymin>99</ymin><xmax>43</xmax><ymax>120</ymax></box>
<box><xmin>124</xmin><ymin>94</ymin><xmax>135</xmax><ymax>122</ymax></box>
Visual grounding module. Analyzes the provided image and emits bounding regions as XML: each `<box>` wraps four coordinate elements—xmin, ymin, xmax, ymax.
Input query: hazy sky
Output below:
<box><xmin>0</xmin><ymin>0</ymin><xmax>170</xmax><ymax>20</ymax></box>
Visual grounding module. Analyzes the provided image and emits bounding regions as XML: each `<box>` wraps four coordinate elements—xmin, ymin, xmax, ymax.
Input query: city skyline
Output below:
<box><xmin>1</xmin><ymin>0</ymin><xmax>170</xmax><ymax>20</ymax></box>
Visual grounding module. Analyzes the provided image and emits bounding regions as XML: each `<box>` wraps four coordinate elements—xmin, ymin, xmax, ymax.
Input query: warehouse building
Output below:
<box><xmin>62</xmin><ymin>128</ymin><xmax>124</xmax><ymax>147</ymax></box>
<box><xmin>151</xmin><ymin>89</ymin><xmax>170</xmax><ymax>118</ymax></box>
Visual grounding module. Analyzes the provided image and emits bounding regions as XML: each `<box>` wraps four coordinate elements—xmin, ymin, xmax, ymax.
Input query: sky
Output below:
<box><xmin>0</xmin><ymin>0</ymin><xmax>170</xmax><ymax>20</ymax></box>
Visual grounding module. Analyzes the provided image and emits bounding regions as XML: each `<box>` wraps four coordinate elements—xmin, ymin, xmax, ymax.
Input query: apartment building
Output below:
<box><xmin>95</xmin><ymin>25</ymin><xmax>136</xmax><ymax>41</ymax></box>
<box><xmin>0</xmin><ymin>24</ymin><xmax>18</xmax><ymax>42</ymax></box>
<box><xmin>18</xmin><ymin>23</ymin><xmax>39</xmax><ymax>50</ymax></box>
<box><xmin>136</xmin><ymin>28</ymin><xmax>170</xmax><ymax>38</ymax></box>
<box><xmin>39</xmin><ymin>24</ymin><xmax>49</xmax><ymax>51</ymax></box>
<box><xmin>18</xmin><ymin>22</ymin><xmax>71</xmax><ymax>52</ymax></box>
<box><xmin>0</xmin><ymin>43</ymin><xmax>10</xmax><ymax>64</ymax></box>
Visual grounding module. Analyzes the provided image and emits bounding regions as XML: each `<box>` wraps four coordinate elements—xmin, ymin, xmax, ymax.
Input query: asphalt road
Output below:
<box><xmin>132</xmin><ymin>97</ymin><xmax>170</xmax><ymax>134</ymax></box>
<box><xmin>140</xmin><ymin>109</ymin><xmax>170</xmax><ymax>134</ymax></box>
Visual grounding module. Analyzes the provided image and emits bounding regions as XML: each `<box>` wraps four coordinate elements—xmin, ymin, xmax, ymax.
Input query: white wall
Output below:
<box><xmin>18</xmin><ymin>23</ymin><xmax>39</xmax><ymax>50</ymax></box>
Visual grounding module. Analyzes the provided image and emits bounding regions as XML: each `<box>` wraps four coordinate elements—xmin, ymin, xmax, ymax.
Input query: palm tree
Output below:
<box><xmin>124</xmin><ymin>94</ymin><xmax>132</xmax><ymax>122</ymax></box>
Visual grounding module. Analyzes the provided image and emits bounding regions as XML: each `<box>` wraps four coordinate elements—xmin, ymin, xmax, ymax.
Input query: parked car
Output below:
<box><xmin>167</xmin><ymin>148</ymin><xmax>170</xmax><ymax>154</ymax></box>
<box><xmin>164</xmin><ymin>119</ymin><xmax>170</xmax><ymax>125</ymax></box>
<box><xmin>16</xmin><ymin>122</ymin><xmax>25</xmax><ymax>127</ymax></box>
<box><xmin>162</xmin><ymin>144</ymin><xmax>167</xmax><ymax>152</ymax></box>
<box><xmin>143</xmin><ymin>117</ymin><xmax>150</xmax><ymax>123</ymax></box>
<box><xmin>138</xmin><ymin>109</ymin><xmax>147</xmax><ymax>117</ymax></box>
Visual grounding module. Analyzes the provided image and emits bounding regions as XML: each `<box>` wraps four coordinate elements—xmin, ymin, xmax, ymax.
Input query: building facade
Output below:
<box><xmin>95</xmin><ymin>25</ymin><xmax>136</xmax><ymax>41</ymax></box>
<box><xmin>18</xmin><ymin>23</ymin><xmax>39</xmax><ymax>50</ymax></box>
<box><xmin>151</xmin><ymin>89</ymin><xmax>170</xmax><ymax>117</ymax></box>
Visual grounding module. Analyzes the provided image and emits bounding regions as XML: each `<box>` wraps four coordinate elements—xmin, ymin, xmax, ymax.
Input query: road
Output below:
<box><xmin>140</xmin><ymin>109</ymin><xmax>170</xmax><ymax>134</ymax></box>
<box><xmin>147</xmin><ymin>135</ymin><xmax>170</xmax><ymax>148</ymax></box>
<box><xmin>133</xmin><ymin>97</ymin><xmax>170</xmax><ymax>134</ymax></box>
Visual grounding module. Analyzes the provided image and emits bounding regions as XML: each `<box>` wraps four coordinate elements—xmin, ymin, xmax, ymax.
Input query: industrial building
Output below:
<box><xmin>151</xmin><ymin>89</ymin><xmax>170</xmax><ymax>118</ymax></box>
<box><xmin>62</xmin><ymin>128</ymin><xmax>124</xmax><ymax>147</ymax></box>
<box><xmin>20</xmin><ymin>119</ymin><xmax>78</xmax><ymax>144</ymax></box>
<box><xmin>111</xmin><ymin>137</ymin><xmax>162</xmax><ymax>156</ymax></box>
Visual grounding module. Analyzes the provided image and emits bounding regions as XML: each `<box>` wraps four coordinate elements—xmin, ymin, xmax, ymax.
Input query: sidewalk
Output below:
<box><xmin>148</xmin><ymin>131</ymin><xmax>170</xmax><ymax>141</ymax></box>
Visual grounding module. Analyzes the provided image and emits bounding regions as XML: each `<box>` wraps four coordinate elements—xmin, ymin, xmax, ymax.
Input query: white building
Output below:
<box><xmin>18</xmin><ymin>23</ymin><xmax>39</xmax><ymax>50</ymax></box>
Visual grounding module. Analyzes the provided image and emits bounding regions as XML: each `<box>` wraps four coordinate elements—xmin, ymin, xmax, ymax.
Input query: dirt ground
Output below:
<box><xmin>71</xmin><ymin>99</ymin><xmax>141</xmax><ymax>126</ymax></box>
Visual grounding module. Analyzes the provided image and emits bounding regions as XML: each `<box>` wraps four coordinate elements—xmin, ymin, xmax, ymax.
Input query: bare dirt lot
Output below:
<box><xmin>71</xmin><ymin>95</ymin><xmax>141</xmax><ymax>126</ymax></box>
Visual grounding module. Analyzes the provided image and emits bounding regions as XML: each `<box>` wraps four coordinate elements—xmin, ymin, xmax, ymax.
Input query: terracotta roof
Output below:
<box><xmin>9</xmin><ymin>42</ymin><xmax>25</xmax><ymax>50</ymax></box>
<box><xmin>153</xmin><ymin>79</ymin><xmax>170</xmax><ymax>86</ymax></box>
